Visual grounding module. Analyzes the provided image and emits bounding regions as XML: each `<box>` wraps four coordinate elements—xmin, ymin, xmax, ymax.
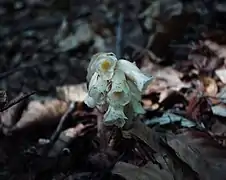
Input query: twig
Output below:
<box><xmin>41</xmin><ymin>102</ymin><xmax>76</xmax><ymax>156</ymax></box>
<box><xmin>0</xmin><ymin>91</ymin><xmax>35</xmax><ymax>112</ymax></box>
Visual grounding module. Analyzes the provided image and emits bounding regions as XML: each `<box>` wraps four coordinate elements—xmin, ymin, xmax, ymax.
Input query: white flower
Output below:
<box><xmin>117</xmin><ymin>59</ymin><xmax>153</xmax><ymax>92</ymax></box>
<box><xmin>107</xmin><ymin>69</ymin><xmax>131</xmax><ymax>107</ymax></box>
<box><xmin>84</xmin><ymin>72</ymin><xmax>108</xmax><ymax>107</ymax></box>
<box><xmin>86</xmin><ymin>52</ymin><xmax>117</xmax><ymax>81</ymax></box>
<box><xmin>103</xmin><ymin>105</ymin><xmax>127</xmax><ymax>127</ymax></box>
<box><xmin>130</xmin><ymin>99</ymin><xmax>145</xmax><ymax>115</ymax></box>
<box><xmin>126</xmin><ymin>80</ymin><xmax>145</xmax><ymax>115</ymax></box>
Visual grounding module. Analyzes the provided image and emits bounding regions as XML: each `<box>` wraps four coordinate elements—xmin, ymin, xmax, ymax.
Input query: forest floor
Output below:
<box><xmin>1</xmin><ymin>0</ymin><xmax>226</xmax><ymax>180</ymax></box>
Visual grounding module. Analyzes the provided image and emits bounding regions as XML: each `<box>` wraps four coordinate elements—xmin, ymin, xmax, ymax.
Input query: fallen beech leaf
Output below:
<box><xmin>11</xmin><ymin>100</ymin><xmax>68</xmax><ymax>132</ymax></box>
<box><xmin>124</xmin><ymin>120</ymin><xmax>161</xmax><ymax>152</ymax></box>
<box><xmin>56</xmin><ymin>83</ymin><xmax>87</xmax><ymax>102</ymax></box>
<box><xmin>1</xmin><ymin>94</ymin><xmax>28</xmax><ymax>135</ymax></box>
<box><xmin>200</xmin><ymin>76</ymin><xmax>218</xmax><ymax>96</ymax></box>
<box><xmin>163</xmin><ymin>129</ymin><xmax>226</xmax><ymax>180</ymax></box>
<box><xmin>112</xmin><ymin>161</ymin><xmax>174</xmax><ymax>180</ymax></box>
<box><xmin>215</xmin><ymin>68</ymin><xmax>226</xmax><ymax>83</ymax></box>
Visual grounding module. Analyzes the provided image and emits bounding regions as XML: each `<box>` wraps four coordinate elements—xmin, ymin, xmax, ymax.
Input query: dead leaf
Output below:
<box><xmin>186</xmin><ymin>94</ymin><xmax>212</xmax><ymax>126</ymax></box>
<box><xmin>124</xmin><ymin>120</ymin><xmax>161</xmax><ymax>152</ymax></box>
<box><xmin>48</xmin><ymin>123</ymin><xmax>95</xmax><ymax>157</ymax></box>
<box><xmin>215</xmin><ymin>68</ymin><xmax>226</xmax><ymax>83</ymax></box>
<box><xmin>189</xmin><ymin>41</ymin><xmax>224</xmax><ymax>73</ymax></box>
<box><xmin>112</xmin><ymin>161</ymin><xmax>174</xmax><ymax>180</ymax></box>
<box><xmin>56</xmin><ymin>83</ymin><xmax>88</xmax><ymax>102</ymax></box>
<box><xmin>200</xmin><ymin>76</ymin><xmax>218</xmax><ymax>96</ymax></box>
<box><xmin>10</xmin><ymin>100</ymin><xmax>68</xmax><ymax>133</ymax></box>
<box><xmin>163</xmin><ymin>129</ymin><xmax>226</xmax><ymax>180</ymax></box>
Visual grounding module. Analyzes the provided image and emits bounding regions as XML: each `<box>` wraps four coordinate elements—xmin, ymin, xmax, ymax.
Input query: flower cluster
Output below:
<box><xmin>84</xmin><ymin>52</ymin><xmax>153</xmax><ymax>127</ymax></box>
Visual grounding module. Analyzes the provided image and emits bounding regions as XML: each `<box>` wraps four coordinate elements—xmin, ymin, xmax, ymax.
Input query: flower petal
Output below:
<box><xmin>130</xmin><ymin>99</ymin><xmax>145</xmax><ymax>115</ymax></box>
<box><xmin>107</xmin><ymin>70</ymin><xmax>131</xmax><ymax>106</ymax></box>
<box><xmin>84</xmin><ymin>95</ymin><xmax>96</xmax><ymax>108</ymax></box>
<box><xmin>117</xmin><ymin>59</ymin><xmax>153</xmax><ymax>91</ymax></box>
<box><xmin>87</xmin><ymin>52</ymin><xmax>117</xmax><ymax>81</ymax></box>
<box><xmin>103</xmin><ymin>105</ymin><xmax>127</xmax><ymax>127</ymax></box>
<box><xmin>88</xmin><ymin>72</ymin><xmax>108</xmax><ymax>105</ymax></box>
<box><xmin>127</xmin><ymin>80</ymin><xmax>142</xmax><ymax>101</ymax></box>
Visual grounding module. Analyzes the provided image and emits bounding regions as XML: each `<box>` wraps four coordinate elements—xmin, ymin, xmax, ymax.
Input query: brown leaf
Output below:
<box><xmin>200</xmin><ymin>76</ymin><xmax>218</xmax><ymax>96</ymax></box>
<box><xmin>48</xmin><ymin>123</ymin><xmax>95</xmax><ymax>157</ymax></box>
<box><xmin>11</xmin><ymin>100</ymin><xmax>68</xmax><ymax>133</ymax></box>
<box><xmin>112</xmin><ymin>161</ymin><xmax>174</xmax><ymax>180</ymax></box>
<box><xmin>56</xmin><ymin>83</ymin><xmax>87</xmax><ymax>102</ymax></box>
<box><xmin>185</xmin><ymin>94</ymin><xmax>212</xmax><ymax>126</ymax></box>
<box><xmin>163</xmin><ymin>129</ymin><xmax>226</xmax><ymax>180</ymax></box>
<box><xmin>124</xmin><ymin>120</ymin><xmax>161</xmax><ymax>152</ymax></box>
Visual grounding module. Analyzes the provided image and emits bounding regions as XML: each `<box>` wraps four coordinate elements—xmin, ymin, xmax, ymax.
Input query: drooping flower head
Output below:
<box><xmin>85</xmin><ymin>52</ymin><xmax>153</xmax><ymax>128</ymax></box>
<box><xmin>86</xmin><ymin>52</ymin><xmax>117</xmax><ymax>81</ymax></box>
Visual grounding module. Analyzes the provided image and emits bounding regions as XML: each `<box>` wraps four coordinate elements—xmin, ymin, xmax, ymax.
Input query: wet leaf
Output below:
<box><xmin>123</xmin><ymin>120</ymin><xmax>161</xmax><ymax>152</ymax></box>
<box><xmin>112</xmin><ymin>161</ymin><xmax>174</xmax><ymax>180</ymax></box>
<box><xmin>146</xmin><ymin>112</ymin><xmax>196</xmax><ymax>127</ymax></box>
<box><xmin>163</xmin><ymin>129</ymin><xmax>226</xmax><ymax>180</ymax></box>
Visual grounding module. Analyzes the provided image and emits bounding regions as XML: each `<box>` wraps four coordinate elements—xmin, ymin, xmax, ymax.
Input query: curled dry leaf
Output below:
<box><xmin>48</xmin><ymin>123</ymin><xmax>95</xmax><ymax>157</ymax></box>
<box><xmin>11</xmin><ymin>100</ymin><xmax>68</xmax><ymax>133</ymax></box>
<box><xmin>200</xmin><ymin>76</ymin><xmax>218</xmax><ymax>96</ymax></box>
<box><xmin>163</xmin><ymin>129</ymin><xmax>226</xmax><ymax>180</ymax></box>
<box><xmin>123</xmin><ymin>120</ymin><xmax>161</xmax><ymax>152</ymax></box>
<box><xmin>112</xmin><ymin>161</ymin><xmax>174</xmax><ymax>180</ymax></box>
<box><xmin>56</xmin><ymin>83</ymin><xmax>88</xmax><ymax>102</ymax></box>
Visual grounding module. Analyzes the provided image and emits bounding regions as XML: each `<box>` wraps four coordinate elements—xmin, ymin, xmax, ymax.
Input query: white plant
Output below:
<box><xmin>84</xmin><ymin>52</ymin><xmax>153</xmax><ymax>128</ymax></box>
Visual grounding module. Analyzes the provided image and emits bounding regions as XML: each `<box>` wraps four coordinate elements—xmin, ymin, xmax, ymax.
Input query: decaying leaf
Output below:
<box><xmin>146</xmin><ymin>112</ymin><xmax>196</xmax><ymax>128</ymax></box>
<box><xmin>200</xmin><ymin>76</ymin><xmax>218</xmax><ymax>96</ymax></box>
<box><xmin>123</xmin><ymin>120</ymin><xmax>161</xmax><ymax>152</ymax></box>
<box><xmin>11</xmin><ymin>100</ymin><xmax>68</xmax><ymax>132</ymax></box>
<box><xmin>56</xmin><ymin>83</ymin><xmax>88</xmax><ymax>102</ymax></box>
<box><xmin>48</xmin><ymin>123</ymin><xmax>95</xmax><ymax>157</ymax></box>
<box><xmin>215</xmin><ymin>68</ymin><xmax>226</xmax><ymax>84</ymax></box>
<box><xmin>112</xmin><ymin>161</ymin><xmax>174</xmax><ymax>180</ymax></box>
<box><xmin>163</xmin><ymin>129</ymin><xmax>226</xmax><ymax>180</ymax></box>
